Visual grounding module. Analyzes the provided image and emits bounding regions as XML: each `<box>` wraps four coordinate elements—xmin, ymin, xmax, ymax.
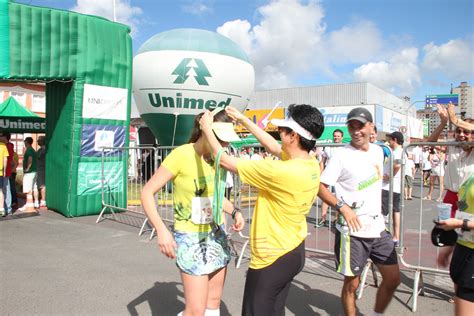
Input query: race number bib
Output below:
<box><xmin>337</xmin><ymin>213</ymin><xmax>385</xmax><ymax>238</ymax></box>
<box><xmin>191</xmin><ymin>197</ymin><xmax>213</xmax><ymax>224</ymax></box>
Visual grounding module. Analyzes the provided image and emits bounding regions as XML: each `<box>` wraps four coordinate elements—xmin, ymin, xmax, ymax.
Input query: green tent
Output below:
<box><xmin>0</xmin><ymin>0</ymin><xmax>132</xmax><ymax>217</ymax></box>
<box><xmin>0</xmin><ymin>96</ymin><xmax>46</xmax><ymax>133</ymax></box>
<box><xmin>231</xmin><ymin>135</ymin><xmax>261</xmax><ymax>149</ymax></box>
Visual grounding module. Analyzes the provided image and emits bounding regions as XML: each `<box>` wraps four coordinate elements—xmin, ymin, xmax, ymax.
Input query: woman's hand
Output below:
<box><xmin>435</xmin><ymin>104</ymin><xmax>448</xmax><ymax>123</ymax></box>
<box><xmin>225</xmin><ymin>106</ymin><xmax>246</xmax><ymax>122</ymax></box>
<box><xmin>437</xmin><ymin>218</ymin><xmax>462</xmax><ymax>231</ymax></box>
<box><xmin>199</xmin><ymin>110</ymin><xmax>214</xmax><ymax>132</ymax></box>
<box><xmin>156</xmin><ymin>228</ymin><xmax>177</xmax><ymax>259</ymax></box>
<box><xmin>231</xmin><ymin>211</ymin><xmax>245</xmax><ymax>232</ymax></box>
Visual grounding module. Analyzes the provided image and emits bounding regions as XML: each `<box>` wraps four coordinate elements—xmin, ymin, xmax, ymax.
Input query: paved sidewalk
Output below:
<box><xmin>1</xmin><ymin>209</ymin><xmax>454</xmax><ymax>315</ymax></box>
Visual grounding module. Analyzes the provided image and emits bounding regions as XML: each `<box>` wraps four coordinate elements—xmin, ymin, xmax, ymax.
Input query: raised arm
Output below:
<box><xmin>226</xmin><ymin>106</ymin><xmax>282</xmax><ymax>158</ymax></box>
<box><xmin>427</xmin><ymin>104</ymin><xmax>448</xmax><ymax>142</ymax></box>
<box><xmin>448</xmin><ymin>102</ymin><xmax>474</xmax><ymax>130</ymax></box>
<box><xmin>200</xmin><ymin>111</ymin><xmax>240</xmax><ymax>174</ymax></box>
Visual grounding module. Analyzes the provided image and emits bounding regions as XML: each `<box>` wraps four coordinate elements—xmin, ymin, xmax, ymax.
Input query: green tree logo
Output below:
<box><xmin>172</xmin><ymin>58</ymin><xmax>212</xmax><ymax>86</ymax></box>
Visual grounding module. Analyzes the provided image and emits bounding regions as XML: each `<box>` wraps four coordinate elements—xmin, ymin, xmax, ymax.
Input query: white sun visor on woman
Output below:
<box><xmin>212</xmin><ymin>122</ymin><xmax>241</xmax><ymax>142</ymax></box>
<box><xmin>270</xmin><ymin>117</ymin><xmax>316</xmax><ymax>141</ymax></box>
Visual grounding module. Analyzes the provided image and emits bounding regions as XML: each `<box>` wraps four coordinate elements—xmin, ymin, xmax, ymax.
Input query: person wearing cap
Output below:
<box><xmin>141</xmin><ymin>109</ymin><xmax>245</xmax><ymax>316</ymax></box>
<box><xmin>199</xmin><ymin>104</ymin><xmax>324</xmax><ymax>315</ymax></box>
<box><xmin>318</xmin><ymin>107</ymin><xmax>400</xmax><ymax>316</ymax></box>
<box><xmin>382</xmin><ymin>131</ymin><xmax>405</xmax><ymax>246</ymax></box>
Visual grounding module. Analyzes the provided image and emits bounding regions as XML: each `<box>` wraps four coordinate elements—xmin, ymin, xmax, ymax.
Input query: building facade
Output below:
<box><xmin>452</xmin><ymin>81</ymin><xmax>473</xmax><ymax>119</ymax></box>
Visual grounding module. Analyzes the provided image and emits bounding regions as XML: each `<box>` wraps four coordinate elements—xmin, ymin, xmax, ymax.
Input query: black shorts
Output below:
<box><xmin>242</xmin><ymin>241</ymin><xmax>305</xmax><ymax>316</ymax></box>
<box><xmin>381</xmin><ymin>189</ymin><xmax>401</xmax><ymax>215</ymax></box>
<box><xmin>450</xmin><ymin>243</ymin><xmax>474</xmax><ymax>302</ymax></box>
<box><xmin>334</xmin><ymin>230</ymin><xmax>398</xmax><ymax>276</ymax></box>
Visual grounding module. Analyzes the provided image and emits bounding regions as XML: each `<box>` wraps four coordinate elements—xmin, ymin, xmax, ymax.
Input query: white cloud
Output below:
<box><xmin>71</xmin><ymin>0</ymin><xmax>142</xmax><ymax>36</ymax></box>
<box><xmin>353</xmin><ymin>48</ymin><xmax>421</xmax><ymax>95</ymax></box>
<box><xmin>217</xmin><ymin>0</ymin><xmax>326</xmax><ymax>89</ymax></box>
<box><xmin>217</xmin><ymin>19</ymin><xmax>253</xmax><ymax>53</ymax></box>
<box><xmin>182</xmin><ymin>1</ymin><xmax>213</xmax><ymax>16</ymax></box>
<box><xmin>326</xmin><ymin>20</ymin><xmax>383</xmax><ymax>65</ymax></box>
<box><xmin>422</xmin><ymin>38</ymin><xmax>474</xmax><ymax>80</ymax></box>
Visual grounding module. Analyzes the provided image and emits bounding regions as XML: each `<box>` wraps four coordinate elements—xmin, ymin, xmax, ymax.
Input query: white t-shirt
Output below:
<box><xmin>382</xmin><ymin>146</ymin><xmax>403</xmax><ymax>193</ymax></box>
<box><xmin>422</xmin><ymin>151</ymin><xmax>431</xmax><ymax>170</ymax></box>
<box><xmin>412</xmin><ymin>146</ymin><xmax>422</xmax><ymax>164</ymax></box>
<box><xmin>444</xmin><ymin>146</ymin><xmax>474</xmax><ymax>192</ymax></box>
<box><xmin>405</xmin><ymin>157</ymin><xmax>415</xmax><ymax>178</ymax></box>
<box><xmin>320</xmin><ymin>143</ymin><xmax>386</xmax><ymax>238</ymax></box>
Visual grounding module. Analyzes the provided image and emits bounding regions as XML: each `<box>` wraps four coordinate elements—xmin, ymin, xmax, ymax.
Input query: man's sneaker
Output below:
<box><xmin>0</xmin><ymin>210</ymin><xmax>5</xmax><ymax>217</ymax></box>
<box><xmin>34</xmin><ymin>202</ymin><xmax>40</xmax><ymax>208</ymax></box>
<box><xmin>40</xmin><ymin>201</ymin><xmax>47</xmax><ymax>207</ymax></box>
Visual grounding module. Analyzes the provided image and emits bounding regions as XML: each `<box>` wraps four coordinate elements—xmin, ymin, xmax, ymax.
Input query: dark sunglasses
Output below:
<box><xmin>455</xmin><ymin>128</ymin><xmax>472</xmax><ymax>134</ymax></box>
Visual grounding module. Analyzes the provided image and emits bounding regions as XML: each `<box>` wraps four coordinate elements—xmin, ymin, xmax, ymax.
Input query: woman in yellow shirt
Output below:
<box><xmin>141</xmin><ymin>110</ymin><xmax>245</xmax><ymax>316</ymax></box>
<box><xmin>200</xmin><ymin>104</ymin><xmax>324</xmax><ymax>315</ymax></box>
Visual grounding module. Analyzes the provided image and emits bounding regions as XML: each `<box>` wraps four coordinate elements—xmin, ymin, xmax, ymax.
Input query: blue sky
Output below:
<box><xmin>16</xmin><ymin>0</ymin><xmax>474</xmax><ymax>108</ymax></box>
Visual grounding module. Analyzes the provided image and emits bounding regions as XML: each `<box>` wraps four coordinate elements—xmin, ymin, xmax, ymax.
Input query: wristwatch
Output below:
<box><xmin>335</xmin><ymin>200</ymin><xmax>345</xmax><ymax>212</ymax></box>
<box><xmin>461</xmin><ymin>219</ymin><xmax>471</xmax><ymax>232</ymax></box>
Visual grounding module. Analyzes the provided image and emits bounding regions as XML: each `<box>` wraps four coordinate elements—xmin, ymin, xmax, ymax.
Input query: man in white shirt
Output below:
<box><xmin>318</xmin><ymin>108</ymin><xmax>400</xmax><ymax>316</ymax></box>
<box><xmin>382</xmin><ymin>131</ymin><xmax>404</xmax><ymax>246</ymax></box>
<box><xmin>318</xmin><ymin>129</ymin><xmax>344</xmax><ymax>227</ymax></box>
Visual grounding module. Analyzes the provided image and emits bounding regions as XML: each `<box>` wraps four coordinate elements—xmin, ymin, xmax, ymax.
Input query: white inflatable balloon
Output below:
<box><xmin>133</xmin><ymin>28</ymin><xmax>255</xmax><ymax>145</ymax></box>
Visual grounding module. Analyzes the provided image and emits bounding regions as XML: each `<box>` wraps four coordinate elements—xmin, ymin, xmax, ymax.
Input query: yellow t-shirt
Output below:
<box><xmin>456</xmin><ymin>174</ymin><xmax>474</xmax><ymax>249</ymax></box>
<box><xmin>0</xmin><ymin>143</ymin><xmax>9</xmax><ymax>177</ymax></box>
<box><xmin>237</xmin><ymin>152</ymin><xmax>320</xmax><ymax>269</ymax></box>
<box><xmin>162</xmin><ymin>143</ymin><xmax>221</xmax><ymax>233</ymax></box>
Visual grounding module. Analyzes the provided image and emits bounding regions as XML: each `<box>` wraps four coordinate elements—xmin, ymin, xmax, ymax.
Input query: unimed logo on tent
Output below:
<box><xmin>0</xmin><ymin>119</ymin><xmax>45</xmax><ymax>130</ymax></box>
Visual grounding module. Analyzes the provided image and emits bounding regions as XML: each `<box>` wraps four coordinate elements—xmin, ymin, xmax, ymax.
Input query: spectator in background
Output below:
<box><xmin>411</xmin><ymin>145</ymin><xmax>423</xmax><ymax>174</ymax></box>
<box><xmin>317</xmin><ymin>129</ymin><xmax>344</xmax><ymax>227</ymax></box>
<box><xmin>369</xmin><ymin>126</ymin><xmax>391</xmax><ymax>160</ymax></box>
<box><xmin>0</xmin><ymin>132</ymin><xmax>13</xmax><ymax>215</ymax></box>
<box><xmin>425</xmin><ymin>147</ymin><xmax>445</xmax><ymax>201</ymax></box>
<box><xmin>428</xmin><ymin>103</ymin><xmax>473</xmax><ymax>218</ymax></box>
<box><xmin>36</xmin><ymin>135</ymin><xmax>47</xmax><ymax>208</ymax></box>
<box><xmin>9</xmin><ymin>141</ymin><xmax>18</xmax><ymax>209</ymax></box>
<box><xmin>0</xmin><ymin>134</ymin><xmax>9</xmax><ymax>217</ymax></box>
<box><xmin>421</xmin><ymin>146</ymin><xmax>432</xmax><ymax>186</ymax></box>
<box><xmin>18</xmin><ymin>137</ymin><xmax>38</xmax><ymax>212</ymax></box>
<box><xmin>382</xmin><ymin>131</ymin><xmax>404</xmax><ymax>247</ymax></box>
<box><xmin>404</xmin><ymin>153</ymin><xmax>415</xmax><ymax>200</ymax></box>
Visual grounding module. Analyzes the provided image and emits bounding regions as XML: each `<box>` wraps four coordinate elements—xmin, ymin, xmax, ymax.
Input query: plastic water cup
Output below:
<box><xmin>437</xmin><ymin>203</ymin><xmax>452</xmax><ymax>221</ymax></box>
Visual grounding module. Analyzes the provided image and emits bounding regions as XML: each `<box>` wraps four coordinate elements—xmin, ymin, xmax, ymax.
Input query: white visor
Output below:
<box><xmin>270</xmin><ymin>117</ymin><xmax>316</xmax><ymax>141</ymax></box>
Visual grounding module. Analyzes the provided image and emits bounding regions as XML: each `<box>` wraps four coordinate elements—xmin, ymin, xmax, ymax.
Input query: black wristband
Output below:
<box><xmin>461</xmin><ymin>219</ymin><xmax>471</xmax><ymax>232</ymax></box>
<box><xmin>231</xmin><ymin>207</ymin><xmax>241</xmax><ymax>220</ymax></box>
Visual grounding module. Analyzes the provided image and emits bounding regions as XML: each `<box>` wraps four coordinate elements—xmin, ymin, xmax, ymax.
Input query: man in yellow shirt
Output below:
<box><xmin>200</xmin><ymin>104</ymin><xmax>324</xmax><ymax>315</ymax></box>
<box><xmin>0</xmin><ymin>133</ymin><xmax>10</xmax><ymax>217</ymax></box>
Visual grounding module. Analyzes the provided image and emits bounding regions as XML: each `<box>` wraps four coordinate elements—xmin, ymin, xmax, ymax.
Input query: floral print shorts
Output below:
<box><xmin>174</xmin><ymin>225</ymin><xmax>231</xmax><ymax>276</ymax></box>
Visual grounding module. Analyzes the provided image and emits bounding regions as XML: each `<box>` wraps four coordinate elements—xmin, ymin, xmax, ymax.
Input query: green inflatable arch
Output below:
<box><xmin>0</xmin><ymin>0</ymin><xmax>132</xmax><ymax>217</ymax></box>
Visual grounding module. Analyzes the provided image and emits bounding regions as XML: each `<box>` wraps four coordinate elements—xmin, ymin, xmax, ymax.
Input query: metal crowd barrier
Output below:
<box><xmin>95</xmin><ymin>141</ymin><xmax>470</xmax><ymax>312</ymax></box>
<box><xmin>398</xmin><ymin>141</ymin><xmax>474</xmax><ymax>312</ymax></box>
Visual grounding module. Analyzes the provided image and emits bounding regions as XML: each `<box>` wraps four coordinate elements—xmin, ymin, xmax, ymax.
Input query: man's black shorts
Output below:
<box><xmin>450</xmin><ymin>243</ymin><xmax>474</xmax><ymax>302</ymax></box>
<box><xmin>334</xmin><ymin>230</ymin><xmax>398</xmax><ymax>276</ymax></box>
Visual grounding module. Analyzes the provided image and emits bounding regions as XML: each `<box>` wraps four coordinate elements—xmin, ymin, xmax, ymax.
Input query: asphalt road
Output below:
<box><xmin>0</xmin><ymin>172</ymin><xmax>455</xmax><ymax>315</ymax></box>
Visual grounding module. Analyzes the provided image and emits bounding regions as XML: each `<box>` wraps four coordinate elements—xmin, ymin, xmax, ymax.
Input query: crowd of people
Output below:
<box><xmin>140</xmin><ymin>103</ymin><xmax>472</xmax><ymax>316</ymax></box>
<box><xmin>0</xmin><ymin>133</ymin><xmax>47</xmax><ymax>216</ymax></box>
